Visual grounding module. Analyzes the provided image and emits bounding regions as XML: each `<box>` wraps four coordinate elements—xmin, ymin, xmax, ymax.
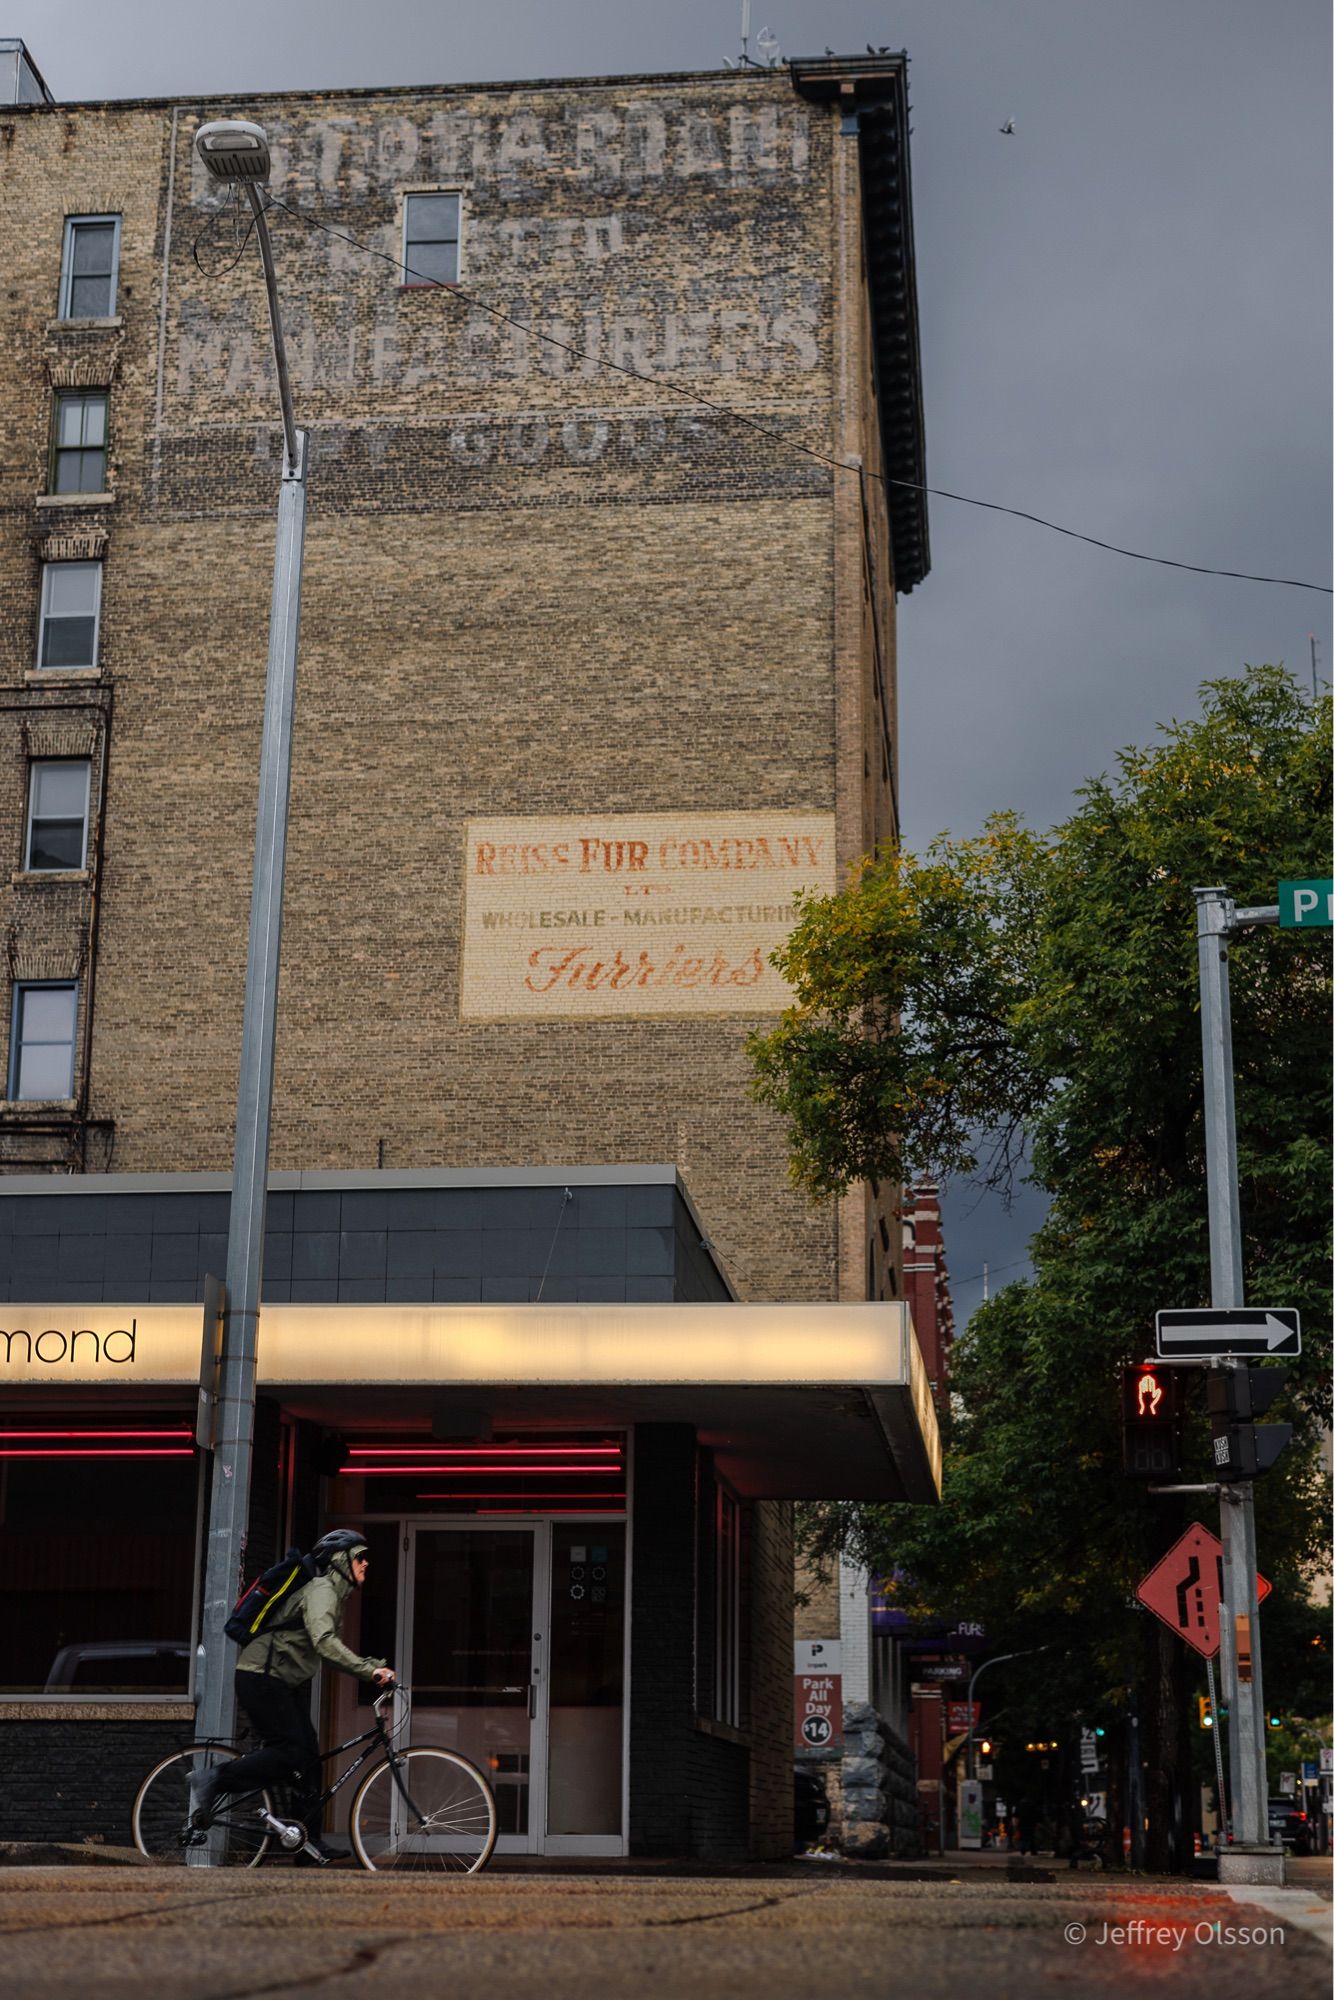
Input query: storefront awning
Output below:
<box><xmin>0</xmin><ymin>1300</ymin><xmax>941</xmax><ymax>1503</ymax></box>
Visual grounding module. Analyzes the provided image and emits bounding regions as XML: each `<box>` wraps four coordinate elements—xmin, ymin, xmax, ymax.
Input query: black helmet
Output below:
<box><xmin>312</xmin><ymin>1528</ymin><xmax>368</xmax><ymax>1572</ymax></box>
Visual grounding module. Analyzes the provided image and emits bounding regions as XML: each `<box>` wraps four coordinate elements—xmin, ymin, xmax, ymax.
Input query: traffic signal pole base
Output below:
<box><xmin>1217</xmin><ymin>1845</ymin><xmax>1286</xmax><ymax>1887</ymax></box>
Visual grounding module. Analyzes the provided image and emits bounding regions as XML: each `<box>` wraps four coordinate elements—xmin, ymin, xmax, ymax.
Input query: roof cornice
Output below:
<box><xmin>789</xmin><ymin>54</ymin><xmax>930</xmax><ymax>594</ymax></box>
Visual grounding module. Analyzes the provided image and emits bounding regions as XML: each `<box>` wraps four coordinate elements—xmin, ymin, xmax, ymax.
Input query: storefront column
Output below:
<box><xmin>628</xmin><ymin>1423</ymin><xmax>698</xmax><ymax>1854</ymax></box>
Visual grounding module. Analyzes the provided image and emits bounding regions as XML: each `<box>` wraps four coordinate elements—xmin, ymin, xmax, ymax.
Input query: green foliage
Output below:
<box><xmin>759</xmin><ymin>667</ymin><xmax>1332</xmax><ymax>1730</ymax></box>
<box><xmin>750</xmin><ymin>815</ymin><xmax>1048</xmax><ymax>1195</ymax></box>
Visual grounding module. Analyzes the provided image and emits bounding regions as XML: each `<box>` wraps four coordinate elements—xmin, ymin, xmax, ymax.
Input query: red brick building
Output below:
<box><xmin>902</xmin><ymin>1184</ymin><xmax>955</xmax><ymax>1405</ymax></box>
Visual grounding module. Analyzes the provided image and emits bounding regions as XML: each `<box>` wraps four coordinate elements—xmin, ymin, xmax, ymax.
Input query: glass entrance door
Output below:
<box><xmin>400</xmin><ymin>1520</ymin><xmax>628</xmax><ymax>1855</ymax></box>
<box><xmin>406</xmin><ymin>1526</ymin><xmax>542</xmax><ymax>1849</ymax></box>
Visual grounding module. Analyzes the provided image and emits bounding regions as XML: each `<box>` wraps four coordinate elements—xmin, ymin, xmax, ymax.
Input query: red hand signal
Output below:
<box><xmin>1137</xmin><ymin>1370</ymin><xmax>1164</xmax><ymax>1417</ymax></box>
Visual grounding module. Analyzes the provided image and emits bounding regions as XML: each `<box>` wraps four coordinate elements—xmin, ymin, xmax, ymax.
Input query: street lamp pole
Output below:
<box><xmin>966</xmin><ymin>1648</ymin><xmax>1042</xmax><ymax>1780</ymax></box>
<box><xmin>190</xmin><ymin>120</ymin><xmax>308</xmax><ymax>1793</ymax></box>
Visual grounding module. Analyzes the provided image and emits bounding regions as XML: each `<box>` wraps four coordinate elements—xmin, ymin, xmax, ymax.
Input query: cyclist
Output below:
<box><xmin>192</xmin><ymin>1528</ymin><xmax>396</xmax><ymax>1859</ymax></box>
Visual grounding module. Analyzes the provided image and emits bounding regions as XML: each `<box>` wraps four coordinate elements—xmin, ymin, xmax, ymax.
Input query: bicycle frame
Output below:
<box><xmin>205</xmin><ymin>1689</ymin><xmax>406</xmax><ymax>1847</ymax></box>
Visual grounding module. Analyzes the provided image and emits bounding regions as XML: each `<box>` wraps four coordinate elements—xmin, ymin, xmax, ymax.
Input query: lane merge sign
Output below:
<box><xmin>1136</xmin><ymin>1523</ymin><xmax>1271</xmax><ymax>1660</ymax></box>
<box><xmin>1155</xmin><ymin>1307</ymin><xmax>1301</xmax><ymax>1360</ymax></box>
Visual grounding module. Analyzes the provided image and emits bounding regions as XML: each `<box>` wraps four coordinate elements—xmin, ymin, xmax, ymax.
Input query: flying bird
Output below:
<box><xmin>999</xmin><ymin>118</ymin><xmax>1016</xmax><ymax>135</ymax></box>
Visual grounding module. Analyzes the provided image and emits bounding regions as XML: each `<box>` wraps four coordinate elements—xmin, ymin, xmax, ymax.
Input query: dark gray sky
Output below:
<box><xmin>13</xmin><ymin>0</ymin><xmax>1330</xmax><ymax>1314</ymax></box>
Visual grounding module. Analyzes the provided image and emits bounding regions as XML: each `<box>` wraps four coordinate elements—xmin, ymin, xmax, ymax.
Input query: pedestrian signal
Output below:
<box><xmin>1121</xmin><ymin>1364</ymin><xmax>1182</xmax><ymax>1479</ymax></box>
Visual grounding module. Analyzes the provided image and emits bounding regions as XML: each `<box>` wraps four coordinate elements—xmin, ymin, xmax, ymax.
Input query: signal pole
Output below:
<box><xmin>1193</xmin><ymin>887</ymin><xmax>1283</xmax><ymax>1884</ymax></box>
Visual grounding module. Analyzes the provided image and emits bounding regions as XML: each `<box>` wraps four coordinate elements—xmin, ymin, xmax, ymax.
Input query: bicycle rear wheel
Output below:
<box><xmin>350</xmin><ymin>1747</ymin><xmax>497</xmax><ymax>1874</ymax></box>
<box><xmin>132</xmin><ymin>1743</ymin><xmax>272</xmax><ymax>1867</ymax></box>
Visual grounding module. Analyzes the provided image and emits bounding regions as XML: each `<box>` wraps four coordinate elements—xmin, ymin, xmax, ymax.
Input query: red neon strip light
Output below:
<box><xmin>340</xmin><ymin>1463</ymin><xmax>620</xmax><ymax>1476</ymax></box>
<box><xmin>479</xmin><ymin>1507</ymin><xmax>626</xmax><ymax>1516</ymax></box>
<box><xmin>346</xmin><ymin>1445</ymin><xmax>621</xmax><ymax>1458</ymax></box>
<box><xmin>0</xmin><ymin>1448</ymin><xmax>195</xmax><ymax>1460</ymax></box>
<box><xmin>414</xmin><ymin>1492</ymin><xmax>626</xmax><ymax>1502</ymax></box>
<box><xmin>0</xmin><ymin>1429</ymin><xmax>194</xmax><ymax>1440</ymax></box>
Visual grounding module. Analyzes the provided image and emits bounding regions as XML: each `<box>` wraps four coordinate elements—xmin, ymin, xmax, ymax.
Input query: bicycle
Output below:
<box><xmin>132</xmin><ymin>1688</ymin><xmax>498</xmax><ymax>1874</ymax></box>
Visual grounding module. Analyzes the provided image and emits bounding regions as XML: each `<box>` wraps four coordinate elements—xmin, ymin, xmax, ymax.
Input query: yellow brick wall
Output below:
<box><xmin>0</xmin><ymin>70</ymin><xmax>899</xmax><ymax>1301</ymax></box>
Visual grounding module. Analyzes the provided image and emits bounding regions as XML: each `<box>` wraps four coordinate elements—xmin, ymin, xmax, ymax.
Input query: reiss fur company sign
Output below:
<box><xmin>460</xmin><ymin>811</ymin><xmax>836</xmax><ymax>1019</ymax></box>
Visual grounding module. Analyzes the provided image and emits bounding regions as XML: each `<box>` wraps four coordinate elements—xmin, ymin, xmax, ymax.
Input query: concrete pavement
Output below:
<box><xmin>0</xmin><ymin>1863</ymin><xmax>1329</xmax><ymax>1999</ymax></box>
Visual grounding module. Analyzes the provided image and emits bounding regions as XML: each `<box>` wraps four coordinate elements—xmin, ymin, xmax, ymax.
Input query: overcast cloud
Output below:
<box><xmin>9</xmin><ymin>0</ymin><xmax>1329</xmax><ymax>1311</ymax></box>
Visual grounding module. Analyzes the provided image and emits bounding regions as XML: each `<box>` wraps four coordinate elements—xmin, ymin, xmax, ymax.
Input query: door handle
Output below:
<box><xmin>528</xmin><ymin>1683</ymin><xmax>537</xmax><ymax>1720</ymax></box>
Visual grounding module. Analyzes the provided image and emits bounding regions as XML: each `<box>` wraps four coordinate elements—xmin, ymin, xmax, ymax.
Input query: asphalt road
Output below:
<box><xmin>0</xmin><ymin>1865</ymin><xmax>1328</xmax><ymax>1999</ymax></box>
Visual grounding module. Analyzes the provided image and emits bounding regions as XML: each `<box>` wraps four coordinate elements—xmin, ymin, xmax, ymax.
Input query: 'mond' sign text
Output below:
<box><xmin>1</xmin><ymin>1320</ymin><xmax>137</xmax><ymax>1368</ymax></box>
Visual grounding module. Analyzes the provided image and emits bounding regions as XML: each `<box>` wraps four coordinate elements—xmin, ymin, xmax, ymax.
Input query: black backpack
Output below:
<box><xmin>224</xmin><ymin>1547</ymin><xmax>317</xmax><ymax>1647</ymax></box>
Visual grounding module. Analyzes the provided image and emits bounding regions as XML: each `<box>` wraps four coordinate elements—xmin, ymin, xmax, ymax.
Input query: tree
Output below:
<box><xmin>750</xmin><ymin>667</ymin><xmax>1331</xmax><ymax>1867</ymax></box>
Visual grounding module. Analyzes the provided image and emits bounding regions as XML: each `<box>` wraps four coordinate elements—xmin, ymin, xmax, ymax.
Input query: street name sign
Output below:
<box><xmin>1136</xmin><ymin>1523</ymin><xmax>1270</xmax><ymax>1660</ymax></box>
<box><xmin>1278</xmin><ymin>878</ymin><xmax>1333</xmax><ymax>929</ymax></box>
<box><xmin>1155</xmin><ymin>1308</ymin><xmax>1300</xmax><ymax>1359</ymax></box>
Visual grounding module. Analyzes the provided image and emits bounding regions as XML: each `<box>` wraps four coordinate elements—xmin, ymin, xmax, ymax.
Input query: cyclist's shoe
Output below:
<box><xmin>189</xmin><ymin>1768</ymin><xmax>226</xmax><ymax>1831</ymax></box>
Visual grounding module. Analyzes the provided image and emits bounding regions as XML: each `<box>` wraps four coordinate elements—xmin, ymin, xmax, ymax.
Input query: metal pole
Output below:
<box><xmin>1127</xmin><ymin>1690</ymin><xmax>1144</xmax><ymax>1869</ymax></box>
<box><xmin>1205</xmin><ymin>1655</ymin><xmax>1229</xmax><ymax>1839</ymax></box>
<box><xmin>245</xmin><ymin>187</ymin><xmax>300</xmax><ymax>477</ymax></box>
<box><xmin>966</xmin><ymin>1649</ymin><xmax>1038</xmax><ymax>1780</ymax></box>
<box><xmin>191</xmin><ymin>192</ymin><xmax>308</xmax><ymax>1841</ymax></box>
<box><xmin>1193</xmin><ymin>887</ymin><xmax>1271</xmax><ymax>1856</ymax></box>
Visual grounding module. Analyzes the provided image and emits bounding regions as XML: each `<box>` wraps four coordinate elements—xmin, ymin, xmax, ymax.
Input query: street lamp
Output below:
<box><xmin>966</xmin><ymin>1648</ymin><xmax>1046</xmax><ymax>1779</ymax></box>
<box><xmin>190</xmin><ymin>119</ymin><xmax>308</xmax><ymax>1832</ymax></box>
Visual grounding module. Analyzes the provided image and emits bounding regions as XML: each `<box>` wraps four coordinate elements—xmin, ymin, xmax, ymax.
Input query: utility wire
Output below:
<box><xmin>261</xmin><ymin>194</ymin><xmax>1332</xmax><ymax>598</ymax></box>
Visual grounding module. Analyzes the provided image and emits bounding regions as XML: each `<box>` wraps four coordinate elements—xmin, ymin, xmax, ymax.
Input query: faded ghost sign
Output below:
<box><xmin>460</xmin><ymin>811</ymin><xmax>836</xmax><ymax>1020</ymax></box>
<box><xmin>162</xmin><ymin>85</ymin><xmax>827</xmax><ymax>510</ymax></box>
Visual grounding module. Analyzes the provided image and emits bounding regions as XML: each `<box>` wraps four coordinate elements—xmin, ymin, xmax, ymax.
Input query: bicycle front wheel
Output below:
<box><xmin>132</xmin><ymin>1743</ymin><xmax>272</xmax><ymax>1868</ymax></box>
<box><xmin>350</xmin><ymin>1747</ymin><xmax>497</xmax><ymax>1875</ymax></box>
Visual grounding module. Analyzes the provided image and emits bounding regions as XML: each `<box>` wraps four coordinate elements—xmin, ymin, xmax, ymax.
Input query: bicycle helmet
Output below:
<box><xmin>311</xmin><ymin>1528</ymin><xmax>368</xmax><ymax>1572</ymax></box>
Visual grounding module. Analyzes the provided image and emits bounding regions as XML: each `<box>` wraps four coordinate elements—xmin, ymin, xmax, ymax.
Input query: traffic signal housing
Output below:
<box><xmin>1121</xmin><ymin>1363</ymin><xmax>1183</xmax><ymax>1478</ymax></box>
<box><xmin>1206</xmin><ymin>1365</ymin><xmax>1292</xmax><ymax>1481</ymax></box>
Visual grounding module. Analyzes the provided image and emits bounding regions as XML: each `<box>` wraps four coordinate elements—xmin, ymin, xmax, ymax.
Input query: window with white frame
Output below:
<box><xmin>37</xmin><ymin>562</ymin><xmax>102</xmax><ymax>670</ymax></box>
<box><xmin>26</xmin><ymin>760</ymin><xmax>91</xmax><ymax>872</ymax></box>
<box><xmin>59</xmin><ymin>216</ymin><xmax>121</xmax><ymax>320</ymax></box>
<box><xmin>50</xmin><ymin>391</ymin><xmax>109</xmax><ymax>495</ymax></box>
<box><xmin>9</xmin><ymin>983</ymin><xmax>78</xmax><ymax>1101</ymax></box>
<box><xmin>402</xmin><ymin>191</ymin><xmax>461</xmax><ymax>285</ymax></box>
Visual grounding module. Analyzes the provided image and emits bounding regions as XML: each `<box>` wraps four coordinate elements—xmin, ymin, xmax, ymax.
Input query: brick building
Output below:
<box><xmin>0</xmin><ymin>44</ymin><xmax>936</xmax><ymax>1860</ymax></box>
<box><xmin>903</xmin><ymin>1183</ymin><xmax>955</xmax><ymax>1404</ymax></box>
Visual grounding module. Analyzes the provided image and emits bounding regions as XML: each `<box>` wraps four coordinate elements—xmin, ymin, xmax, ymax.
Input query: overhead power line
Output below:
<box><xmin>259</xmin><ymin>194</ymin><xmax>1332</xmax><ymax>598</ymax></box>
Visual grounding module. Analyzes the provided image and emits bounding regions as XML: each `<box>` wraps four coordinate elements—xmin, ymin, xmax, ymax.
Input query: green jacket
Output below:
<box><xmin>236</xmin><ymin>1558</ymin><xmax>386</xmax><ymax>1689</ymax></box>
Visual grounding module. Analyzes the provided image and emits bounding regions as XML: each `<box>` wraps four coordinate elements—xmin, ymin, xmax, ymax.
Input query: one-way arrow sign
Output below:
<box><xmin>1155</xmin><ymin>1308</ymin><xmax>1301</xmax><ymax>1359</ymax></box>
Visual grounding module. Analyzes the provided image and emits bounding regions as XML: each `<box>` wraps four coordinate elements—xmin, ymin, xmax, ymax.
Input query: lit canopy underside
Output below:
<box><xmin>1</xmin><ymin>1300</ymin><xmax>941</xmax><ymax>1503</ymax></box>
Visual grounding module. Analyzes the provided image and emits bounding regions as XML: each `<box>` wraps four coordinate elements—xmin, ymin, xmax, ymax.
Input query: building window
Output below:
<box><xmin>0</xmin><ymin>1420</ymin><xmax>197</xmax><ymax>1696</ymax></box>
<box><xmin>402</xmin><ymin>191</ymin><xmax>461</xmax><ymax>285</ymax></box>
<box><xmin>59</xmin><ymin>215</ymin><xmax>121</xmax><ymax>319</ymax></box>
<box><xmin>714</xmin><ymin>1485</ymin><xmax>742</xmax><ymax>1728</ymax></box>
<box><xmin>37</xmin><ymin>561</ymin><xmax>102</xmax><ymax>670</ymax></box>
<box><xmin>9</xmin><ymin>982</ymin><xmax>78</xmax><ymax>1100</ymax></box>
<box><xmin>26</xmin><ymin>760</ymin><xmax>91</xmax><ymax>872</ymax></box>
<box><xmin>51</xmin><ymin>391</ymin><xmax>108</xmax><ymax>495</ymax></box>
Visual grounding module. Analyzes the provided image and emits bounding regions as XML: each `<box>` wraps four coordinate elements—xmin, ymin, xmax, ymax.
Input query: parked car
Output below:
<box><xmin>794</xmin><ymin>1764</ymin><xmax>831</xmax><ymax>1850</ymax></box>
<box><xmin>1267</xmin><ymin>1799</ymin><xmax>1313</xmax><ymax>1856</ymax></box>
<box><xmin>44</xmin><ymin>1642</ymin><xmax>191</xmax><ymax>1693</ymax></box>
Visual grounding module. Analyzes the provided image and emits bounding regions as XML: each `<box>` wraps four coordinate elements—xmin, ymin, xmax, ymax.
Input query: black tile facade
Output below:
<box><xmin>0</xmin><ymin>1177</ymin><xmax>730</xmax><ymax>1306</ymax></box>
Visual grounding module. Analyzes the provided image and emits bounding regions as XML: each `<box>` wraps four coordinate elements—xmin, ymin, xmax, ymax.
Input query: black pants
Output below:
<box><xmin>215</xmin><ymin>1670</ymin><xmax>322</xmax><ymax>1830</ymax></box>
